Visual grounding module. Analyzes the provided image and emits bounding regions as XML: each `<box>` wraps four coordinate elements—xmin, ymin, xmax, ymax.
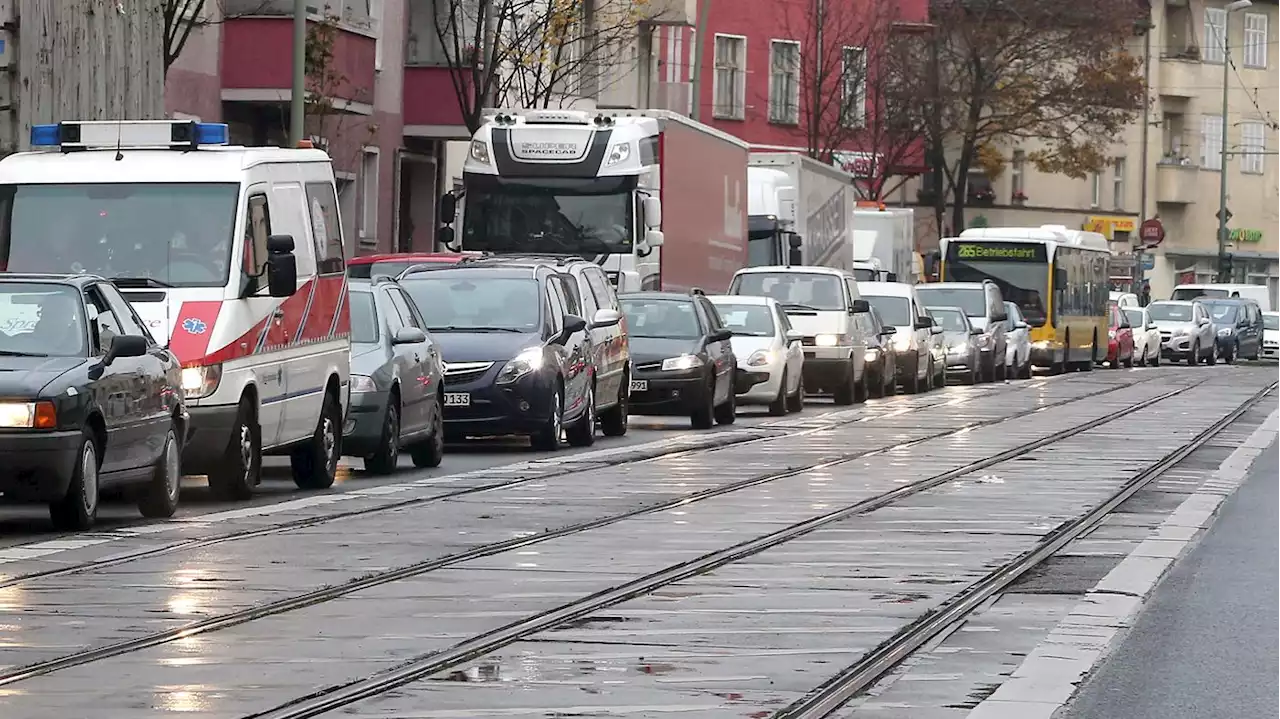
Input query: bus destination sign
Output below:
<box><xmin>950</xmin><ymin>242</ymin><xmax>1047</xmax><ymax>262</ymax></box>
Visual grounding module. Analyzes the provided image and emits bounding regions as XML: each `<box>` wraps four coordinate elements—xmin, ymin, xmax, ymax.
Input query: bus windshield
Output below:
<box><xmin>942</xmin><ymin>241</ymin><xmax>1049</xmax><ymax>326</ymax></box>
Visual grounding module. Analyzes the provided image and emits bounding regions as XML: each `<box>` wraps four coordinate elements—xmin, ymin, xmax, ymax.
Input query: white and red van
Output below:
<box><xmin>0</xmin><ymin>120</ymin><xmax>351</xmax><ymax>499</ymax></box>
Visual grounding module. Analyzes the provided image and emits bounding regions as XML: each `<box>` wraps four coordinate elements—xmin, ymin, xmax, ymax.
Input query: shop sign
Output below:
<box><xmin>1084</xmin><ymin>216</ymin><xmax>1138</xmax><ymax>239</ymax></box>
<box><xmin>1229</xmin><ymin>228</ymin><xmax>1263</xmax><ymax>243</ymax></box>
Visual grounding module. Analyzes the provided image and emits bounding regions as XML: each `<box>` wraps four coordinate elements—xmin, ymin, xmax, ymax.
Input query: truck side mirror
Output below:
<box><xmin>643</xmin><ymin>196</ymin><xmax>662</xmax><ymax>229</ymax></box>
<box><xmin>439</xmin><ymin>193</ymin><xmax>457</xmax><ymax>224</ymax></box>
<box><xmin>787</xmin><ymin>233</ymin><xmax>802</xmax><ymax>266</ymax></box>
<box><xmin>266</xmin><ymin>234</ymin><xmax>297</xmax><ymax>298</ymax></box>
<box><xmin>438</xmin><ymin>225</ymin><xmax>457</xmax><ymax>250</ymax></box>
<box><xmin>643</xmin><ymin>229</ymin><xmax>664</xmax><ymax>248</ymax></box>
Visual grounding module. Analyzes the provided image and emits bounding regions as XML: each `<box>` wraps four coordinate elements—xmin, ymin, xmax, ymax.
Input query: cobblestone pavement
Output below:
<box><xmin>0</xmin><ymin>364</ymin><xmax>1273</xmax><ymax>719</ymax></box>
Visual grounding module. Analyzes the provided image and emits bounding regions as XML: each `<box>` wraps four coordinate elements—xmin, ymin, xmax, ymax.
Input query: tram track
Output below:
<box><xmin>0</xmin><ymin>373</ymin><xmax>1092</xmax><ymax>591</ymax></box>
<box><xmin>0</xmin><ymin>374</ymin><xmax>1164</xmax><ymax>687</ymax></box>
<box><xmin>222</xmin><ymin>379</ymin><xmax>1223</xmax><ymax>719</ymax></box>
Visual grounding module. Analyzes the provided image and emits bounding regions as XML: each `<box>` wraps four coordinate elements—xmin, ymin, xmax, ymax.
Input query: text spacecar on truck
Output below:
<box><xmin>746</xmin><ymin>152</ymin><xmax>858</xmax><ymax>272</ymax></box>
<box><xmin>851</xmin><ymin>203</ymin><xmax>916</xmax><ymax>283</ymax></box>
<box><xmin>438</xmin><ymin>109</ymin><xmax>750</xmax><ymax>293</ymax></box>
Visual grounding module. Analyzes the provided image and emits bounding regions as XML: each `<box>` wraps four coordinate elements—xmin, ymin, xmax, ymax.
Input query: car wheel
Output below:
<box><xmin>566</xmin><ymin>384</ymin><xmax>597</xmax><ymax>447</ymax></box>
<box><xmin>599</xmin><ymin>376</ymin><xmax>629</xmax><ymax>437</ymax></box>
<box><xmin>868</xmin><ymin>368</ymin><xmax>884</xmax><ymax>399</ymax></box>
<box><xmin>691</xmin><ymin>376</ymin><xmax>715</xmax><ymax>429</ymax></box>
<box><xmin>138</xmin><ymin>424</ymin><xmax>181</xmax><ymax>519</ymax></box>
<box><xmin>936</xmin><ymin>358</ymin><xmax>946</xmax><ymax>387</ymax></box>
<box><xmin>786</xmin><ymin>374</ymin><xmax>804</xmax><ymax>412</ymax></box>
<box><xmin>1206</xmin><ymin>342</ymin><xmax>1217</xmax><ymax>365</ymax></box>
<box><xmin>531</xmin><ymin>386</ymin><xmax>565</xmax><ymax>450</ymax></box>
<box><xmin>902</xmin><ymin>355</ymin><xmax>920</xmax><ymax>394</ymax></box>
<box><xmin>1124</xmin><ymin>348</ymin><xmax>1134</xmax><ymax>368</ymax></box>
<box><xmin>50</xmin><ymin>431</ymin><xmax>99</xmax><ymax>531</ymax></box>
<box><xmin>853</xmin><ymin>369</ymin><xmax>869</xmax><ymax>403</ymax></box>
<box><xmin>1188</xmin><ymin>341</ymin><xmax>1199</xmax><ymax>366</ymax></box>
<box><xmin>409</xmin><ymin>399</ymin><xmax>445</xmax><ymax>468</ymax></box>
<box><xmin>714</xmin><ymin>379</ymin><xmax>737</xmax><ymax>424</ymax></box>
<box><xmin>1223</xmin><ymin>342</ymin><xmax>1236</xmax><ymax>364</ymax></box>
<box><xmin>832</xmin><ymin>363</ymin><xmax>857</xmax><ymax>405</ymax></box>
<box><xmin>208</xmin><ymin>395</ymin><xmax>260</xmax><ymax>501</ymax></box>
<box><xmin>768</xmin><ymin>371</ymin><xmax>789</xmax><ymax>415</ymax></box>
<box><xmin>291</xmin><ymin>390</ymin><xmax>342</xmax><ymax>490</ymax></box>
<box><xmin>364</xmin><ymin>397</ymin><xmax>401</xmax><ymax>476</ymax></box>
<box><xmin>1151</xmin><ymin>349</ymin><xmax>1160</xmax><ymax>367</ymax></box>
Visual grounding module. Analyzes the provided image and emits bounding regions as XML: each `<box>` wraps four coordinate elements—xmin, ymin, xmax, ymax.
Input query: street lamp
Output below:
<box><xmin>1217</xmin><ymin>0</ymin><xmax>1252</xmax><ymax>282</ymax></box>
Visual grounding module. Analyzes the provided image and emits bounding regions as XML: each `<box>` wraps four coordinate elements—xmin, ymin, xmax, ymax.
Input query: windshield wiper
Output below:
<box><xmin>111</xmin><ymin>277</ymin><xmax>175</xmax><ymax>289</ymax></box>
<box><xmin>428</xmin><ymin>326</ymin><xmax>525</xmax><ymax>333</ymax></box>
<box><xmin>781</xmin><ymin>303</ymin><xmax>821</xmax><ymax>312</ymax></box>
<box><xmin>0</xmin><ymin>350</ymin><xmax>49</xmax><ymax>357</ymax></box>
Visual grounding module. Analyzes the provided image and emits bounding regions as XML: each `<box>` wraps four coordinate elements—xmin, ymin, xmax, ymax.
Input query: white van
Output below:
<box><xmin>1171</xmin><ymin>283</ymin><xmax>1272</xmax><ymax>311</ymax></box>
<box><xmin>0</xmin><ymin>120</ymin><xmax>351</xmax><ymax>499</ymax></box>
<box><xmin>728</xmin><ymin>265</ymin><xmax>870</xmax><ymax>404</ymax></box>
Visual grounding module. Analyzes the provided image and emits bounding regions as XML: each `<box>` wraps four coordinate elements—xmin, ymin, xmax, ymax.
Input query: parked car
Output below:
<box><xmin>921</xmin><ymin>307</ymin><xmax>948</xmax><ymax>388</ymax></box>
<box><xmin>728</xmin><ymin>266</ymin><xmax>871</xmax><ymax>405</ymax></box>
<box><xmin>708</xmin><ymin>295</ymin><xmax>804</xmax><ymax>415</ymax></box>
<box><xmin>1148</xmin><ymin>300</ymin><xmax>1216</xmax><ymax>365</ymax></box>
<box><xmin>856</xmin><ymin>306</ymin><xmax>897</xmax><ymax>398</ymax></box>
<box><xmin>1003</xmin><ymin>301</ymin><xmax>1032</xmax><ymax>379</ymax></box>
<box><xmin>620</xmin><ymin>291</ymin><xmax>737</xmax><ymax>428</ymax></box>
<box><xmin>0</xmin><ymin>275</ymin><xmax>186</xmax><ymax>529</ymax></box>
<box><xmin>1105</xmin><ymin>302</ymin><xmax>1135</xmax><ymax>369</ymax></box>
<box><xmin>1171</xmin><ymin>283</ymin><xmax>1272</xmax><ymax>312</ymax></box>
<box><xmin>344</xmin><ymin>277</ymin><xmax>445</xmax><ymax>474</ymax></box>
<box><xmin>1109</xmin><ymin>291</ymin><xmax>1139</xmax><ymax>308</ymax></box>
<box><xmin>347</xmin><ymin>251</ymin><xmax>482</xmax><ymax>279</ymax></box>
<box><xmin>1200</xmin><ymin>298</ymin><xmax>1263</xmax><ymax>363</ymax></box>
<box><xmin>1263</xmin><ymin>311</ymin><xmax>1279</xmax><ymax>361</ymax></box>
<box><xmin>916</xmin><ymin>280</ymin><xmax>1009</xmax><ymax>381</ymax></box>
<box><xmin>928</xmin><ymin>305</ymin><xmax>982</xmax><ymax>384</ymax></box>
<box><xmin>859</xmin><ymin>281</ymin><xmax>936</xmax><ymax>394</ymax></box>
<box><xmin>1121</xmin><ymin>306</ymin><xmax>1161</xmax><ymax>366</ymax></box>
<box><xmin>398</xmin><ymin>262</ymin><xmax>619</xmax><ymax>450</ymax></box>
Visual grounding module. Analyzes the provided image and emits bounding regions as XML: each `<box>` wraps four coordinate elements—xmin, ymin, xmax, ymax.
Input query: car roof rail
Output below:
<box><xmin>397</xmin><ymin>263</ymin><xmax>453</xmax><ymax>280</ymax></box>
<box><xmin>689</xmin><ymin>287</ymin><xmax>706</xmax><ymax>296</ymax></box>
<box><xmin>370</xmin><ymin>274</ymin><xmax>398</xmax><ymax>285</ymax></box>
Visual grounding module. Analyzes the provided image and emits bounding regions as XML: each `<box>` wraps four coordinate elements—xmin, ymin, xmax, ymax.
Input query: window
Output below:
<box><xmin>1203</xmin><ymin>7</ymin><xmax>1227</xmax><ymax>64</ymax></box>
<box><xmin>387</xmin><ymin>288</ymin><xmax>421</xmax><ymax>329</ymax></box>
<box><xmin>1201</xmin><ymin>115</ymin><xmax>1224</xmax><ymax>170</ymax></box>
<box><xmin>359</xmin><ymin>148</ymin><xmax>379</xmax><ymax>245</ymax></box>
<box><xmin>99</xmin><ymin>283</ymin><xmax>150</xmax><ymax>341</ymax></box>
<box><xmin>1241</xmin><ymin>121</ymin><xmax>1266</xmax><ymax>174</ymax></box>
<box><xmin>713</xmin><ymin>34</ymin><xmax>746</xmax><ymax>120</ymax></box>
<box><xmin>1244</xmin><ymin>13</ymin><xmax>1268</xmax><ymax>68</ymax></box>
<box><xmin>305</xmin><ymin>181</ymin><xmax>346</xmax><ymax>274</ymax></box>
<box><xmin>1011</xmin><ymin>150</ymin><xmax>1025</xmax><ymax>200</ymax></box>
<box><xmin>575</xmin><ymin>274</ymin><xmax>599</xmax><ymax>318</ymax></box>
<box><xmin>1090</xmin><ymin>172</ymin><xmax>1101</xmax><ymax>208</ymax></box>
<box><xmin>84</xmin><ymin>286</ymin><xmax>124</xmax><ymax>355</ymax></box>
<box><xmin>1112</xmin><ymin>157</ymin><xmax>1126</xmax><ymax>209</ymax></box>
<box><xmin>583</xmin><ymin>267</ymin><xmax>616</xmax><ymax>310</ymax></box>
<box><xmin>242</xmin><ymin>193</ymin><xmax>271</xmax><ymax>294</ymax></box>
<box><xmin>768</xmin><ymin>40</ymin><xmax>800</xmax><ymax>125</ymax></box>
<box><xmin>350</xmin><ymin>292</ymin><xmax>380</xmax><ymax>343</ymax></box>
<box><xmin>840</xmin><ymin>46</ymin><xmax>867</xmax><ymax>128</ymax></box>
<box><xmin>371</xmin><ymin>0</ymin><xmax>384</xmax><ymax>71</ymax></box>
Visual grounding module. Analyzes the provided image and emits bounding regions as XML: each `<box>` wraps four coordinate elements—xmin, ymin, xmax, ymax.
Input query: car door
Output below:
<box><xmin>82</xmin><ymin>285</ymin><xmax>148</xmax><ymax>474</ymax></box>
<box><xmin>582</xmin><ymin>267</ymin><xmax>624</xmax><ymax>406</ymax></box>
<box><xmin>238</xmin><ymin>188</ymin><xmax>288</xmax><ymax>449</ymax></box>
<box><xmin>99</xmin><ymin>282</ymin><xmax>175</xmax><ymax>467</ymax></box>
<box><xmin>384</xmin><ymin>286</ymin><xmax>434</xmax><ymax>436</ymax></box>
<box><xmin>696</xmin><ymin>297</ymin><xmax>732</xmax><ymax>402</ymax></box>
<box><xmin>1242</xmin><ymin>303</ymin><xmax>1261</xmax><ymax>355</ymax></box>
<box><xmin>774</xmin><ymin>303</ymin><xmax>803</xmax><ymax>394</ymax></box>
<box><xmin>548</xmin><ymin>274</ymin><xmax>590</xmax><ymax>418</ymax></box>
<box><xmin>571</xmin><ymin>270</ymin><xmax>608</xmax><ymax>409</ymax></box>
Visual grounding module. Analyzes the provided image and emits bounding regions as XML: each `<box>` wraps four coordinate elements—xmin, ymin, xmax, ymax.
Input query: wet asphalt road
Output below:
<box><xmin>0</xmin><ymin>364</ymin><xmax>1272</xmax><ymax>719</ymax></box>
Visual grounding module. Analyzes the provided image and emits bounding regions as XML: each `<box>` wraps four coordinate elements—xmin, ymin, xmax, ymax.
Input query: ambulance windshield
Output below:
<box><xmin>0</xmin><ymin>183</ymin><xmax>239</xmax><ymax>288</ymax></box>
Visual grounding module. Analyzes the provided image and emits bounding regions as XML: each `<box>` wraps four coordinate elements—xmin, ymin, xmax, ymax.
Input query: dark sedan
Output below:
<box><xmin>0</xmin><ymin>275</ymin><xmax>186</xmax><ymax>529</ymax></box>
<box><xmin>620</xmin><ymin>291</ymin><xmax>738</xmax><ymax>429</ymax></box>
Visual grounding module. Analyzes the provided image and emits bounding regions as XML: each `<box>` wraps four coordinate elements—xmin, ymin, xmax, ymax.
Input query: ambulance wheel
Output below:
<box><xmin>208</xmin><ymin>396</ymin><xmax>260</xmax><ymax>501</ymax></box>
<box><xmin>291</xmin><ymin>390</ymin><xmax>341</xmax><ymax>490</ymax></box>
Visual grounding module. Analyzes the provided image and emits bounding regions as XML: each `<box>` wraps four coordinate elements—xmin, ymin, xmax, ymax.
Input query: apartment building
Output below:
<box><xmin>913</xmin><ymin>0</ymin><xmax>1279</xmax><ymax>302</ymax></box>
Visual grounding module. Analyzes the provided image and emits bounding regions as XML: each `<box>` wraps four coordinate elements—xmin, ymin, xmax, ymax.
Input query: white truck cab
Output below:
<box><xmin>0</xmin><ymin>120</ymin><xmax>351</xmax><ymax>499</ymax></box>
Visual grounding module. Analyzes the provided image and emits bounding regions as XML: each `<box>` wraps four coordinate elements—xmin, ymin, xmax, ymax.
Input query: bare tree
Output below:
<box><xmin>432</xmin><ymin>0</ymin><xmax>650</xmax><ymax>134</ymax></box>
<box><xmin>920</xmin><ymin>0</ymin><xmax>1147</xmax><ymax>233</ymax></box>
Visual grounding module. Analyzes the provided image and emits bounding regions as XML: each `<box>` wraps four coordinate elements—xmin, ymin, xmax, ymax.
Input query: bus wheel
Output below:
<box><xmin>1051</xmin><ymin>334</ymin><xmax>1068</xmax><ymax>375</ymax></box>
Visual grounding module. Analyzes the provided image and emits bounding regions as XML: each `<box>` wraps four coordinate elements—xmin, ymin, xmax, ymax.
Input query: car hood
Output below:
<box><xmin>430</xmin><ymin>331</ymin><xmax>544</xmax><ymax>364</ymax></box>
<box><xmin>729</xmin><ymin>335</ymin><xmax>774</xmax><ymax>359</ymax></box>
<box><xmin>942</xmin><ymin>330</ymin><xmax>970</xmax><ymax>346</ymax></box>
<box><xmin>630</xmin><ymin>336</ymin><xmax>701</xmax><ymax>365</ymax></box>
<box><xmin>350</xmin><ymin>342</ymin><xmax>391</xmax><ymax>375</ymax></box>
<box><xmin>1153</xmin><ymin>320</ymin><xmax>1197</xmax><ymax>332</ymax></box>
<box><xmin>0</xmin><ymin>356</ymin><xmax>85</xmax><ymax>397</ymax></box>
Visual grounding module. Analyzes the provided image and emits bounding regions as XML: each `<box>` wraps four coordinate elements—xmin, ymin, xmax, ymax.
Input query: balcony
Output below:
<box><xmin>1156</xmin><ymin>162</ymin><xmax>1198</xmax><ymax>205</ymax></box>
<box><xmin>639</xmin><ymin>0</ymin><xmax>697</xmax><ymax>25</ymax></box>
<box><xmin>1158</xmin><ymin>56</ymin><xmax>1199</xmax><ymax>100</ymax></box>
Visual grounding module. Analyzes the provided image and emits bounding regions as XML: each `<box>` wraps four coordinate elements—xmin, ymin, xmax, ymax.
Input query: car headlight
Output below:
<box><xmin>0</xmin><ymin>401</ymin><xmax>57</xmax><ymax>429</ymax></box>
<box><xmin>813</xmin><ymin>333</ymin><xmax>838</xmax><ymax>347</ymax></box>
<box><xmin>605</xmin><ymin>141</ymin><xmax>631</xmax><ymax>167</ymax></box>
<box><xmin>864</xmin><ymin>348</ymin><xmax>879</xmax><ymax>362</ymax></box>
<box><xmin>496</xmin><ymin>347</ymin><xmax>545</xmax><ymax>384</ymax></box>
<box><xmin>661</xmin><ymin>354</ymin><xmax>704</xmax><ymax>371</ymax></box>
<box><xmin>1108</xmin><ymin>329</ymin><xmax>1116</xmax><ymax>339</ymax></box>
<box><xmin>1218</xmin><ymin>327</ymin><xmax>1233</xmax><ymax>337</ymax></box>
<box><xmin>181</xmin><ymin>364</ymin><xmax>222</xmax><ymax>400</ymax></box>
<box><xmin>746</xmin><ymin>350</ymin><xmax>776</xmax><ymax>367</ymax></box>
<box><xmin>350</xmin><ymin>374</ymin><xmax>377</xmax><ymax>393</ymax></box>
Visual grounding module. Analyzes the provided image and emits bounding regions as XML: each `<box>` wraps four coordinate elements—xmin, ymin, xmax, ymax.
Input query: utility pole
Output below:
<box><xmin>290</xmin><ymin>0</ymin><xmax>306</xmax><ymax>147</ymax></box>
<box><xmin>1135</xmin><ymin>14</ymin><xmax>1153</xmax><ymax>291</ymax></box>
<box><xmin>1217</xmin><ymin>0</ymin><xmax>1252</xmax><ymax>282</ymax></box>
<box><xmin>689</xmin><ymin>0</ymin><xmax>711</xmax><ymax>121</ymax></box>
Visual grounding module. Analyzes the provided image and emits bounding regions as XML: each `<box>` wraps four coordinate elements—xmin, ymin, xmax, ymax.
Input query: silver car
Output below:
<box><xmin>928</xmin><ymin>305</ymin><xmax>982</xmax><ymax>384</ymax></box>
<box><xmin>344</xmin><ymin>277</ymin><xmax>446</xmax><ymax>474</ymax></box>
<box><xmin>1148</xmin><ymin>300</ymin><xmax>1217</xmax><ymax>366</ymax></box>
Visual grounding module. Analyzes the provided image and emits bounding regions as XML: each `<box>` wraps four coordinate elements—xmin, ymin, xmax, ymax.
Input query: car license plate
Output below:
<box><xmin>443</xmin><ymin>392</ymin><xmax>471</xmax><ymax>407</ymax></box>
<box><xmin>630</xmin><ymin>379</ymin><xmax>648</xmax><ymax>392</ymax></box>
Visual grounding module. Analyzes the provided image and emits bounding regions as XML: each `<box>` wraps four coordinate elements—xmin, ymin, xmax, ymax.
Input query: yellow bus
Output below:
<box><xmin>940</xmin><ymin>226</ymin><xmax>1110</xmax><ymax>373</ymax></box>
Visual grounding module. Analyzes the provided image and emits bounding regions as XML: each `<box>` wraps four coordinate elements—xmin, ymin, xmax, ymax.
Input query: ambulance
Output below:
<box><xmin>0</xmin><ymin>120</ymin><xmax>351</xmax><ymax>500</ymax></box>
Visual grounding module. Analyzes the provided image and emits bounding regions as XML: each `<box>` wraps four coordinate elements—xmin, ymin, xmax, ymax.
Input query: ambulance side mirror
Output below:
<box><xmin>266</xmin><ymin>234</ymin><xmax>298</xmax><ymax>298</ymax></box>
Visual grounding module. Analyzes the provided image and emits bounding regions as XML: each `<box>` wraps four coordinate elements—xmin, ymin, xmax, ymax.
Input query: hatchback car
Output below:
<box><xmin>0</xmin><ymin>275</ymin><xmax>186</xmax><ymax>529</ymax></box>
<box><xmin>344</xmin><ymin>277</ymin><xmax>445</xmax><ymax>474</ymax></box>
<box><xmin>1105</xmin><ymin>302</ymin><xmax>1135</xmax><ymax>369</ymax></box>
<box><xmin>620</xmin><ymin>291</ymin><xmax>737</xmax><ymax>428</ymax></box>
<box><xmin>1149</xmin><ymin>300</ymin><xmax>1216</xmax><ymax>365</ymax></box>
<box><xmin>399</xmin><ymin>263</ymin><xmax>620</xmax><ymax>450</ymax></box>
<box><xmin>1121</xmin><ymin>306</ymin><xmax>1161</xmax><ymax>366</ymax></box>
<box><xmin>928</xmin><ymin>305</ymin><xmax>982</xmax><ymax>384</ymax></box>
<box><xmin>708</xmin><ymin>294</ymin><xmax>804</xmax><ymax>415</ymax></box>
<box><xmin>1200</xmin><ymin>298</ymin><xmax>1263</xmax><ymax>363</ymax></box>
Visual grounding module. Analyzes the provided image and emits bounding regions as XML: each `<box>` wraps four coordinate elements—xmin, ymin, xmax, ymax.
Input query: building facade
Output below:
<box><xmin>908</xmin><ymin>0</ymin><xmax>1279</xmax><ymax>303</ymax></box>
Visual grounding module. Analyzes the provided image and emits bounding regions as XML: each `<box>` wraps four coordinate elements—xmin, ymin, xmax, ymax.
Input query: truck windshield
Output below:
<box><xmin>461</xmin><ymin>176</ymin><xmax>635</xmax><ymax>257</ymax></box>
<box><xmin>731</xmin><ymin>272</ymin><xmax>846</xmax><ymax>311</ymax></box>
<box><xmin>0</xmin><ymin>183</ymin><xmax>238</xmax><ymax>287</ymax></box>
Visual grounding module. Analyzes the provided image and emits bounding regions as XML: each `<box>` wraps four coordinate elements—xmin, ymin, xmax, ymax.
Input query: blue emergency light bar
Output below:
<box><xmin>29</xmin><ymin>120</ymin><xmax>230</xmax><ymax>152</ymax></box>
